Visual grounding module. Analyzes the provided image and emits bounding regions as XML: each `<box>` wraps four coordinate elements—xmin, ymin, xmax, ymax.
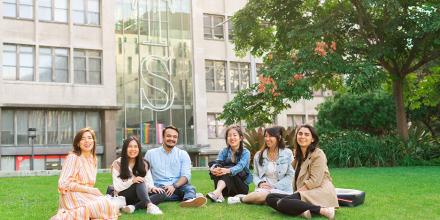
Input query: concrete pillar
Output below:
<box><xmin>103</xmin><ymin>110</ymin><xmax>117</xmax><ymax>168</ymax></box>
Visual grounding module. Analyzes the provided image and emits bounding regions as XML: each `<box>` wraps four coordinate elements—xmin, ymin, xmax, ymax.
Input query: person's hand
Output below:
<box><xmin>297</xmin><ymin>185</ymin><xmax>308</xmax><ymax>192</ymax></box>
<box><xmin>217</xmin><ymin>168</ymin><xmax>231</xmax><ymax>176</ymax></box>
<box><xmin>163</xmin><ymin>185</ymin><xmax>176</xmax><ymax>197</ymax></box>
<box><xmin>151</xmin><ymin>186</ymin><xmax>165</xmax><ymax>194</ymax></box>
<box><xmin>89</xmin><ymin>187</ymin><xmax>103</xmax><ymax>196</ymax></box>
<box><xmin>210</xmin><ymin>167</ymin><xmax>222</xmax><ymax>176</ymax></box>
<box><xmin>132</xmin><ymin>176</ymin><xmax>144</xmax><ymax>184</ymax></box>
<box><xmin>259</xmin><ymin>182</ymin><xmax>272</xmax><ymax>190</ymax></box>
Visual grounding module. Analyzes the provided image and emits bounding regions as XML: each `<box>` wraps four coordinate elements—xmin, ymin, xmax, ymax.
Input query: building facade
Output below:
<box><xmin>0</xmin><ymin>0</ymin><xmax>329</xmax><ymax>171</ymax></box>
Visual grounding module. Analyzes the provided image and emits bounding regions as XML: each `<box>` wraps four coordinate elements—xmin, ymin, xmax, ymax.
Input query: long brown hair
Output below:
<box><xmin>293</xmin><ymin>124</ymin><xmax>319</xmax><ymax>164</ymax></box>
<box><xmin>72</xmin><ymin>127</ymin><xmax>97</xmax><ymax>158</ymax></box>
<box><xmin>224</xmin><ymin>125</ymin><xmax>245</xmax><ymax>160</ymax></box>
<box><xmin>258</xmin><ymin>126</ymin><xmax>285</xmax><ymax>166</ymax></box>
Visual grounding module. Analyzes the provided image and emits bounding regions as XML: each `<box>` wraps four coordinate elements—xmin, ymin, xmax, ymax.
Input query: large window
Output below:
<box><xmin>203</xmin><ymin>14</ymin><xmax>224</xmax><ymax>40</ymax></box>
<box><xmin>207</xmin><ymin>113</ymin><xmax>225</xmax><ymax>139</ymax></box>
<box><xmin>0</xmin><ymin>110</ymin><xmax>102</xmax><ymax>145</ymax></box>
<box><xmin>230</xmin><ymin>62</ymin><xmax>250</xmax><ymax>92</ymax></box>
<box><xmin>74</xmin><ymin>49</ymin><xmax>102</xmax><ymax>84</ymax></box>
<box><xmin>38</xmin><ymin>0</ymin><xmax>68</xmax><ymax>22</ymax></box>
<box><xmin>205</xmin><ymin>60</ymin><xmax>226</xmax><ymax>92</ymax></box>
<box><xmin>39</xmin><ymin>47</ymin><xmax>69</xmax><ymax>82</ymax></box>
<box><xmin>287</xmin><ymin>114</ymin><xmax>317</xmax><ymax>127</ymax></box>
<box><xmin>73</xmin><ymin>0</ymin><xmax>100</xmax><ymax>25</ymax></box>
<box><xmin>3</xmin><ymin>0</ymin><xmax>33</xmax><ymax>19</ymax></box>
<box><xmin>2</xmin><ymin>44</ymin><xmax>34</xmax><ymax>81</ymax></box>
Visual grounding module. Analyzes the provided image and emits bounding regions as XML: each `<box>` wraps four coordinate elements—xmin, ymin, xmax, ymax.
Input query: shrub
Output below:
<box><xmin>320</xmin><ymin>130</ymin><xmax>404</xmax><ymax>167</ymax></box>
<box><xmin>316</xmin><ymin>91</ymin><xmax>396</xmax><ymax>135</ymax></box>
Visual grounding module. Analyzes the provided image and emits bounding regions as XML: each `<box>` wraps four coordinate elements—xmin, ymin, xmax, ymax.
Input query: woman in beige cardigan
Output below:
<box><xmin>266</xmin><ymin>124</ymin><xmax>338</xmax><ymax>219</ymax></box>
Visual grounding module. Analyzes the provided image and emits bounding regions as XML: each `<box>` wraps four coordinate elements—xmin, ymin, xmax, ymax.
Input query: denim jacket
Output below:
<box><xmin>253</xmin><ymin>148</ymin><xmax>294</xmax><ymax>193</ymax></box>
<box><xmin>217</xmin><ymin>147</ymin><xmax>253</xmax><ymax>184</ymax></box>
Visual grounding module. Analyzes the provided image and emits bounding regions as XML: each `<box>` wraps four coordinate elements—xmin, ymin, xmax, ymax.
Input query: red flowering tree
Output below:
<box><xmin>219</xmin><ymin>0</ymin><xmax>440</xmax><ymax>140</ymax></box>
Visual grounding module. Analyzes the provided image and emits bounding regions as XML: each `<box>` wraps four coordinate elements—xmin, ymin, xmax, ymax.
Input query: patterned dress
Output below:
<box><xmin>51</xmin><ymin>153</ymin><xmax>119</xmax><ymax>220</ymax></box>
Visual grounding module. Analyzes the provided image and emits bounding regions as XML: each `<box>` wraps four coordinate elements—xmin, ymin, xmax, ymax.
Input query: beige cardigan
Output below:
<box><xmin>293</xmin><ymin>148</ymin><xmax>339</xmax><ymax>208</ymax></box>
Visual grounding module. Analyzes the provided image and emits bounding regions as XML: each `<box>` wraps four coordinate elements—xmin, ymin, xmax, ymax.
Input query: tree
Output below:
<box><xmin>219</xmin><ymin>0</ymin><xmax>440</xmax><ymax>140</ymax></box>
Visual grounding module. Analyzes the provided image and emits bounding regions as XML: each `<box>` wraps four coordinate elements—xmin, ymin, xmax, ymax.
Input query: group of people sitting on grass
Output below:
<box><xmin>51</xmin><ymin>124</ymin><xmax>337</xmax><ymax>220</ymax></box>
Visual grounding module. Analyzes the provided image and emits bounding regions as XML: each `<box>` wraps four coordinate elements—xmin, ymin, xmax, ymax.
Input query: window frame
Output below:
<box><xmin>2</xmin><ymin>44</ymin><xmax>35</xmax><ymax>81</ymax></box>
<box><xmin>72</xmin><ymin>0</ymin><xmax>101</xmax><ymax>26</ymax></box>
<box><xmin>38</xmin><ymin>0</ymin><xmax>68</xmax><ymax>23</ymax></box>
<box><xmin>205</xmin><ymin>60</ymin><xmax>226</xmax><ymax>92</ymax></box>
<box><xmin>229</xmin><ymin>62</ymin><xmax>250</xmax><ymax>92</ymax></box>
<box><xmin>73</xmin><ymin>49</ymin><xmax>102</xmax><ymax>85</ymax></box>
<box><xmin>207</xmin><ymin>113</ymin><xmax>225</xmax><ymax>139</ymax></box>
<box><xmin>203</xmin><ymin>14</ymin><xmax>225</xmax><ymax>40</ymax></box>
<box><xmin>3</xmin><ymin>0</ymin><xmax>34</xmax><ymax>20</ymax></box>
<box><xmin>39</xmin><ymin>47</ymin><xmax>69</xmax><ymax>83</ymax></box>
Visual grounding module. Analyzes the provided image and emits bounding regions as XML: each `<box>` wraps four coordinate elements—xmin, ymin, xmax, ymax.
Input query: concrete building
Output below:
<box><xmin>0</xmin><ymin>0</ymin><xmax>329</xmax><ymax>171</ymax></box>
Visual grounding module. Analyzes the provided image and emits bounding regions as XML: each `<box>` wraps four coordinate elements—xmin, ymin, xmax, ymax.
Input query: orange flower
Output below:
<box><xmin>314</xmin><ymin>41</ymin><xmax>327</xmax><ymax>56</ymax></box>
<box><xmin>330</xmin><ymin>41</ymin><xmax>336</xmax><ymax>51</ymax></box>
<box><xmin>293</xmin><ymin>73</ymin><xmax>304</xmax><ymax>80</ymax></box>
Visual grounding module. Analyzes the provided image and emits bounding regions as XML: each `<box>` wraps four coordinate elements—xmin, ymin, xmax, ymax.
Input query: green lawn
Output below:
<box><xmin>0</xmin><ymin>167</ymin><xmax>439</xmax><ymax>220</ymax></box>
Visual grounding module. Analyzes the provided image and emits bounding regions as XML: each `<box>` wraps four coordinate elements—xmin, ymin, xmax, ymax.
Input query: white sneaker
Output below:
<box><xmin>121</xmin><ymin>205</ymin><xmax>135</xmax><ymax>214</ymax></box>
<box><xmin>146</xmin><ymin>204</ymin><xmax>163</xmax><ymax>215</ymax></box>
<box><xmin>227</xmin><ymin>196</ymin><xmax>242</xmax><ymax>204</ymax></box>
<box><xmin>179</xmin><ymin>196</ymin><xmax>207</xmax><ymax>207</ymax></box>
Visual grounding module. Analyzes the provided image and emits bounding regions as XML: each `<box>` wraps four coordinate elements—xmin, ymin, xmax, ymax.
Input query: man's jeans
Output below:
<box><xmin>157</xmin><ymin>183</ymin><xmax>197</xmax><ymax>201</ymax></box>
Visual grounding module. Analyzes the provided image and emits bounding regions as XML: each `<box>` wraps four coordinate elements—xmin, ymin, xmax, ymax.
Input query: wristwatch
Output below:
<box><xmin>172</xmin><ymin>183</ymin><xmax>178</xmax><ymax>189</ymax></box>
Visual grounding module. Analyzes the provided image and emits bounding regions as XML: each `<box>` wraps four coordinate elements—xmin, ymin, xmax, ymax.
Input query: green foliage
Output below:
<box><xmin>223</xmin><ymin>0</ymin><xmax>440</xmax><ymax>139</ymax></box>
<box><xmin>243</xmin><ymin>126</ymin><xmax>297</xmax><ymax>167</ymax></box>
<box><xmin>316</xmin><ymin>91</ymin><xmax>396</xmax><ymax>135</ymax></box>
<box><xmin>320</xmin><ymin>131</ymin><xmax>404</xmax><ymax>167</ymax></box>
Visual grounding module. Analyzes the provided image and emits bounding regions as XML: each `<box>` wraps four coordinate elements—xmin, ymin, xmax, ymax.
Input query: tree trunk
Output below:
<box><xmin>392</xmin><ymin>76</ymin><xmax>409</xmax><ymax>141</ymax></box>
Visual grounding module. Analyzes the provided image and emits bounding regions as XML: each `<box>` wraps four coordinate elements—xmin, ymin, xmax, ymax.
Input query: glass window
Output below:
<box><xmin>0</xmin><ymin>156</ymin><xmax>15</xmax><ymax>171</ymax></box>
<box><xmin>3</xmin><ymin>1</ymin><xmax>17</xmax><ymax>17</ymax></box>
<box><xmin>39</xmin><ymin>47</ymin><xmax>69</xmax><ymax>82</ymax></box>
<box><xmin>16</xmin><ymin>110</ymin><xmax>29</xmax><ymax>145</ymax></box>
<box><xmin>19</xmin><ymin>46</ymin><xmax>34</xmax><ymax>81</ymax></box>
<box><xmin>29</xmin><ymin>111</ymin><xmax>45</xmax><ymax>145</ymax></box>
<box><xmin>2</xmin><ymin>44</ymin><xmax>17</xmax><ymax>80</ymax></box>
<box><xmin>1</xmin><ymin>110</ymin><xmax>14</xmax><ymax>145</ymax></box>
<box><xmin>73</xmin><ymin>0</ymin><xmax>100</xmax><ymax>25</ymax></box>
<box><xmin>228</xmin><ymin>17</ymin><xmax>234</xmax><ymax>40</ymax></box>
<box><xmin>203</xmin><ymin>14</ymin><xmax>224</xmax><ymax>40</ymax></box>
<box><xmin>38</xmin><ymin>0</ymin><xmax>52</xmax><ymax>21</ymax></box>
<box><xmin>87</xmin><ymin>112</ymin><xmax>101</xmax><ymax>144</ymax></box>
<box><xmin>230</xmin><ymin>62</ymin><xmax>250</xmax><ymax>92</ymax></box>
<box><xmin>205</xmin><ymin>60</ymin><xmax>226</xmax><ymax>92</ymax></box>
<box><xmin>73</xmin><ymin>111</ymin><xmax>86</xmax><ymax>132</ymax></box>
<box><xmin>287</xmin><ymin>114</ymin><xmax>306</xmax><ymax>127</ymax></box>
<box><xmin>59</xmin><ymin>111</ymin><xmax>72</xmax><ymax>144</ymax></box>
<box><xmin>74</xmin><ymin>49</ymin><xmax>101</xmax><ymax>84</ymax></box>
<box><xmin>54</xmin><ymin>0</ymin><xmax>67</xmax><ymax>22</ymax></box>
<box><xmin>207</xmin><ymin>113</ymin><xmax>224</xmax><ymax>139</ymax></box>
<box><xmin>19</xmin><ymin>0</ymin><xmax>34</xmax><ymax>19</ymax></box>
<box><xmin>47</xmin><ymin>111</ymin><xmax>58</xmax><ymax>144</ymax></box>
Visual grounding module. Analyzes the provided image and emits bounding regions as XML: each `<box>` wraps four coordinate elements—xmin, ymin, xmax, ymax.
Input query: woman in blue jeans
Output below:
<box><xmin>207</xmin><ymin>125</ymin><xmax>252</xmax><ymax>203</ymax></box>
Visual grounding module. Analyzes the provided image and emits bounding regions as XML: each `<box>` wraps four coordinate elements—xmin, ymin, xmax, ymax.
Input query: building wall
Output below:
<box><xmin>0</xmin><ymin>0</ymin><xmax>118</xmax><ymax>170</ymax></box>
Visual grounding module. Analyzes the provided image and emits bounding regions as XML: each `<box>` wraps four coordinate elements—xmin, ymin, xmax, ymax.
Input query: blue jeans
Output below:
<box><xmin>157</xmin><ymin>183</ymin><xmax>197</xmax><ymax>201</ymax></box>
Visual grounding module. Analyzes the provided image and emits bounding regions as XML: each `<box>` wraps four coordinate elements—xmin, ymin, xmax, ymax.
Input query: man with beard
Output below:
<box><xmin>144</xmin><ymin>125</ymin><xmax>207</xmax><ymax>207</ymax></box>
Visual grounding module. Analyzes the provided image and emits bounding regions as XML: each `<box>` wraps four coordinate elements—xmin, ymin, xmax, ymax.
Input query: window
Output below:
<box><xmin>74</xmin><ymin>49</ymin><xmax>102</xmax><ymax>84</ymax></box>
<box><xmin>0</xmin><ymin>110</ymin><xmax>102</xmax><ymax>145</ymax></box>
<box><xmin>203</xmin><ymin>14</ymin><xmax>224</xmax><ymax>40</ymax></box>
<box><xmin>205</xmin><ymin>60</ymin><xmax>226</xmax><ymax>92</ymax></box>
<box><xmin>39</xmin><ymin>47</ymin><xmax>69</xmax><ymax>82</ymax></box>
<box><xmin>287</xmin><ymin>114</ymin><xmax>305</xmax><ymax>127</ymax></box>
<box><xmin>3</xmin><ymin>0</ymin><xmax>33</xmax><ymax>19</ymax></box>
<box><xmin>73</xmin><ymin>0</ymin><xmax>100</xmax><ymax>25</ymax></box>
<box><xmin>207</xmin><ymin>113</ymin><xmax>225</xmax><ymax>139</ymax></box>
<box><xmin>230</xmin><ymin>62</ymin><xmax>250</xmax><ymax>92</ymax></box>
<box><xmin>227</xmin><ymin>16</ymin><xmax>234</xmax><ymax>40</ymax></box>
<box><xmin>0</xmin><ymin>110</ymin><xmax>14</xmax><ymax>145</ymax></box>
<box><xmin>38</xmin><ymin>0</ymin><xmax>68</xmax><ymax>22</ymax></box>
<box><xmin>140</xmin><ymin>0</ymin><xmax>168</xmax><ymax>44</ymax></box>
<box><xmin>2</xmin><ymin>44</ymin><xmax>34</xmax><ymax>81</ymax></box>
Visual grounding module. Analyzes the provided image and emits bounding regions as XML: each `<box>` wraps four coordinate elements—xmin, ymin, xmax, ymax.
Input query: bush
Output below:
<box><xmin>320</xmin><ymin>130</ymin><xmax>404</xmax><ymax>167</ymax></box>
<box><xmin>316</xmin><ymin>91</ymin><xmax>396</xmax><ymax>135</ymax></box>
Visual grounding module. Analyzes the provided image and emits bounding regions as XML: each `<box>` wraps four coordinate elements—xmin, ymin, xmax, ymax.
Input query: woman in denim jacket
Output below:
<box><xmin>228</xmin><ymin>126</ymin><xmax>294</xmax><ymax>205</ymax></box>
<box><xmin>207</xmin><ymin>125</ymin><xmax>252</xmax><ymax>203</ymax></box>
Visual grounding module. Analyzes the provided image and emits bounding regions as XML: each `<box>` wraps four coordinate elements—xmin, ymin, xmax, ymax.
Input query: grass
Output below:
<box><xmin>0</xmin><ymin>166</ymin><xmax>439</xmax><ymax>219</ymax></box>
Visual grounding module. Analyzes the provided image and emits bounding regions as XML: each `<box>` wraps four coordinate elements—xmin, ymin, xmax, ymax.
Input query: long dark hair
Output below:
<box><xmin>72</xmin><ymin>127</ymin><xmax>97</xmax><ymax>159</ymax></box>
<box><xmin>224</xmin><ymin>125</ymin><xmax>244</xmax><ymax>161</ymax></box>
<box><xmin>294</xmin><ymin>124</ymin><xmax>319</xmax><ymax>165</ymax></box>
<box><xmin>119</xmin><ymin>136</ymin><xmax>147</xmax><ymax>180</ymax></box>
<box><xmin>258</xmin><ymin>126</ymin><xmax>285</xmax><ymax>166</ymax></box>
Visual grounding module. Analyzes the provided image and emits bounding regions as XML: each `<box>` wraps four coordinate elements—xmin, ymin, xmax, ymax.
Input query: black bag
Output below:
<box><xmin>106</xmin><ymin>185</ymin><xmax>115</xmax><ymax>196</ymax></box>
<box><xmin>336</xmin><ymin>188</ymin><xmax>365</xmax><ymax>207</ymax></box>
